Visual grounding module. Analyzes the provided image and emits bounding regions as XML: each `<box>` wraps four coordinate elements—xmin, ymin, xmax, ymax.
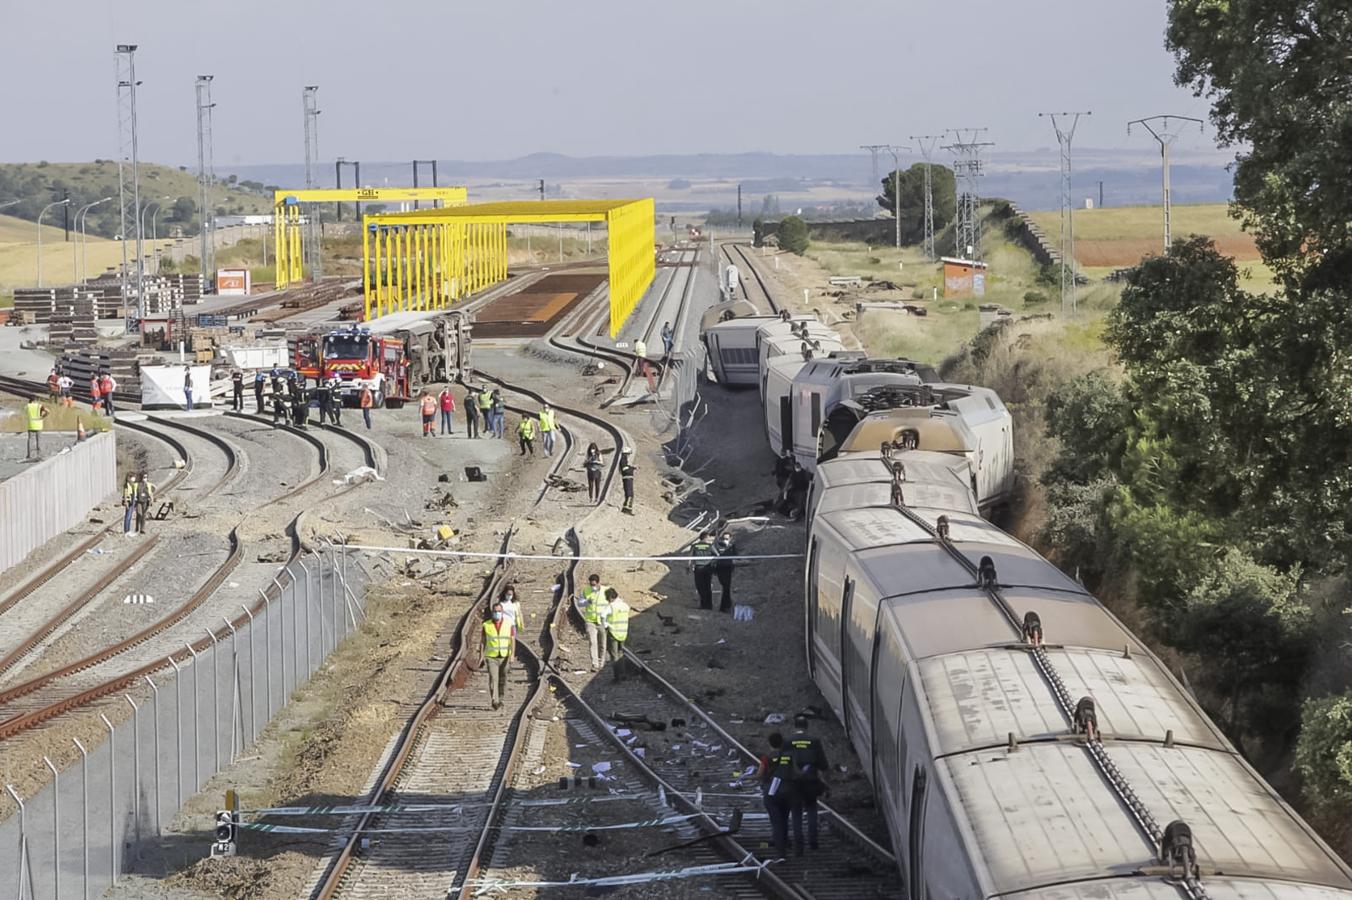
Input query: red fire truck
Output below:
<box><xmin>295</xmin><ymin>313</ymin><xmax>472</xmax><ymax>408</ymax></box>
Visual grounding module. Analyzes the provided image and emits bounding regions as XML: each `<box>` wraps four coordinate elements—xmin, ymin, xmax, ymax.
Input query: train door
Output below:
<box><xmin>838</xmin><ymin>576</ymin><xmax>855</xmax><ymax>739</ymax></box>
<box><xmin>908</xmin><ymin>766</ymin><xmax>929</xmax><ymax>900</ymax></box>
<box><xmin>706</xmin><ymin>332</ymin><xmax>723</xmax><ymax>382</ymax></box>
<box><xmin>805</xmin><ymin>538</ymin><xmax>820</xmax><ymax>676</ymax></box>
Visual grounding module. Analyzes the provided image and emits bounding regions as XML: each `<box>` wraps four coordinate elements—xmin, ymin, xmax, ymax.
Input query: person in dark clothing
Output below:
<box><xmin>757</xmin><ymin>732</ymin><xmax>799</xmax><ymax>859</ymax></box>
<box><xmin>290</xmin><ymin>382</ymin><xmax>309</xmax><ymax>428</ymax></box>
<box><xmin>253</xmin><ymin>372</ymin><xmax>266</xmax><ymax>413</ymax></box>
<box><xmin>789</xmin><ymin>714</ymin><xmax>830</xmax><ymax>852</ymax></box>
<box><xmin>583</xmin><ymin>443</ymin><xmax>604</xmax><ymax>504</ymax></box>
<box><xmin>714</xmin><ymin>530</ymin><xmax>737</xmax><ymax>612</ymax></box>
<box><xmin>272</xmin><ymin>391</ymin><xmax>289</xmax><ymax>427</ymax></box>
<box><xmin>314</xmin><ymin>381</ymin><xmax>332</xmax><ymax>426</ymax></box>
<box><xmin>772</xmin><ymin>455</ymin><xmax>795</xmax><ymax>492</ymax></box>
<box><xmin>464</xmin><ymin>388</ymin><xmax>480</xmax><ymax>438</ymax></box>
<box><xmin>783</xmin><ymin>461</ymin><xmax>812</xmax><ymax>520</ymax></box>
<box><xmin>231</xmin><ymin>370</ymin><xmax>244</xmax><ymax>411</ymax></box>
<box><xmin>327</xmin><ymin>379</ymin><xmax>343</xmax><ymax>426</ymax></box>
<box><xmin>619</xmin><ymin>448</ymin><xmax>636</xmax><ymax>515</ymax></box>
<box><xmin>689</xmin><ymin>530</ymin><xmax>717</xmax><ymax>610</ymax></box>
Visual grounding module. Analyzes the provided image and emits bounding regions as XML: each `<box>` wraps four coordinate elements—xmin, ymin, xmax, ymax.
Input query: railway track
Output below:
<box><xmin>725</xmin><ymin>241</ymin><xmax>781</xmax><ymax>314</ymax></box>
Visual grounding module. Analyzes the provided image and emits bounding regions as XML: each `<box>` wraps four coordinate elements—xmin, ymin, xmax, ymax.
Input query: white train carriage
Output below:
<box><xmin>789</xmin><ymin>356</ymin><xmax>940</xmax><ymax>470</ymax></box>
<box><xmin>805</xmin><ymin>498</ymin><xmax>1352</xmax><ymax>899</ymax></box>
<box><xmin>759</xmin><ymin>319</ymin><xmax>846</xmax><ymax>455</ymax></box>
<box><xmin>807</xmin><ymin>450</ymin><xmax>979</xmax><ymax>529</ymax></box>
<box><xmin>699</xmin><ymin>301</ymin><xmax>766</xmax><ymax>385</ymax></box>
<box><xmin>836</xmin><ymin>386</ymin><xmax>1013</xmax><ymax>510</ymax></box>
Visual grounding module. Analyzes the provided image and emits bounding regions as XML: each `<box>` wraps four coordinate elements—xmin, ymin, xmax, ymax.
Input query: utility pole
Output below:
<box><xmin>412</xmin><ymin>160</ymin><xmax>438</xmax><ymax>208</ymax></box>
<box><xmin>1040</xmin><ymin>111</ymin><xmax>1091</xmax><ymax>317</ymax></box>
<box><xmin>943</xmin><ymin>127</ymin><xmax>994</xmax><ymax>260</ymax></box>
<box><xmin>909</xmin><ymin>134</ymin><xmax>944</xmax><ymax>260</ymax></box>
<box><xmin>115</xmin><ymin>44</ymin><xmax>143</xmax><ymax>325</ymax></box>
<box><xmin>1098</xmin><ymin>180</ymin><xmax>1104</xmax><ymax>209</ymax></box>
<box><xmin>302</xmin><ymin>85</ymin><xmax>321</xmax><ymax>279</ymax></box>
<box><xmin>538</xmin><ymin>179</ymin><xmax>545</xmax><ymax>202</ymax></box>
<box><xmin>1128</xmin><ymin>115</ymin><xmax>1204</xmax><ymax>254</ymax></box>
<box><xmin>883</xmin><ymin>145</ymin><xmax>909</xmax><ymax>250</ymax></box>
<box><xmin>737</xmin><ymin>183</ymin><xmax>742</xmax><ymax>229</ymax></box>
<box><xmin>195</xmin><ymin>75</ymin><xmax>216</xmax><ymax>290</ymax></box>
<box><xmin>859</xmin><ymin>144</ymin><xmax>886</xmax><ymax>198</ymax></box>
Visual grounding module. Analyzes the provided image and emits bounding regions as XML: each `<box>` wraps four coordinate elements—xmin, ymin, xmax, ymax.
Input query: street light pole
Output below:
<box><xmin>78</xmin><ymin>199</ymin><xmax>112</xmax><ymax>283</ymax></box>
<box><xmin>37</xmin><ymin>198</ymin><xmax>71</xmax><ymax>287</ymax></box>
<box><xmin>73</xmin><ymin>197</ymin><xmax>112</xmax><ymax>283</ymax></box>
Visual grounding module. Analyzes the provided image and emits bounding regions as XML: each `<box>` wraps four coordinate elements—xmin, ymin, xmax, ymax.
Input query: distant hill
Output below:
<box><xmin>0</xmin><ymin>162</ymin><xmax>272</xmax><ymax>241</ymax></box>
<box><xmin>221</xmin><ymin>147</ymin><xmax>1237</xmax><ymax>212</ymax></box>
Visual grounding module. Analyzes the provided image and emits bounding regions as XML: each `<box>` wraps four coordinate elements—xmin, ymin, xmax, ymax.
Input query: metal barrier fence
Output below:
<box><xmin>0</xmin><ymin>543</ymin><xmax>366</xmax><ymax>900</ymax></box>
<box><xmin>0</xmin><ymin>431</ymin><xmax>117</xmax><ymax>577</ymax></box>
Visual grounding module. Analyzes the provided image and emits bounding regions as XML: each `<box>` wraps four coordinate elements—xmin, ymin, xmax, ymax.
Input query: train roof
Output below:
<box><xmin>698</xmin><ymin>301</ymin><xmax>765</xmax><ymax>333</ymax></box>
<box><xmin>794</xmin><ymin>355</ymin><xmax>936</xmax><ymax>383</ymax></box>
<box><xmin>841</xmin><ymin>407</ymin><xmax>976</xmax><ymax>454</ymax></box>
<box><xmin>1001</xmin><ymin>880</ymin><xmax>1352</xmax><ymax>899</ymax></box>
<box><xmin>814</xmin><ymin>451</ymin><xmax>980</xmax><ymax>516</ymax></box>
<box><xmin>362</xmin><ymin>309</ymin><xmax>462</xmax><ymax>335</ymax></box>
<box><xmin>940</xmin><ymin>741</ymin><xmax>1352</xmax><ymax>894</ymax></box>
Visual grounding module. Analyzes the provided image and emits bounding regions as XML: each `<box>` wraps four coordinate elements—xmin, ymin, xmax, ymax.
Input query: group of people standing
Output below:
<box><xmin>757</xmin><ymin>715</ymin><xmax>831</xmax><ymax>858</ymax></box>
<box><xmin>265</xmin><ymin>369</ymin><xmax>344</xmax><ymax>430</ymax></box>
<box><xmin>688</xmin><ymin>529</ymin><xmax>739</xmax><ymax>612</ymax></box>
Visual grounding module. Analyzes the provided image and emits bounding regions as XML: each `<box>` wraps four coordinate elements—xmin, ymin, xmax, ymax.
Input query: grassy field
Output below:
<box><xmin>801</xmin><ymin>209</ymin><xmax>1122</xmax><ymax>365</ymax></box>
<box><xmin>0</xmin><ymin>235</ymin><xmax>173</xmax><ymax>292</ymax></box>
<box><xmin>0</xmin><ymin>213</ymin><xmax>70</xmax><ymax>243</ymax></box>
<box><xmin>1027</xmin><ymin>203</ymin><xmax>1259</xmax><ymax>268</ymax></box>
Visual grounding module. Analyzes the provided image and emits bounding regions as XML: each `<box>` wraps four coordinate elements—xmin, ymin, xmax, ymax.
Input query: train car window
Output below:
<box><xmin>779</xmin><ymin>397</ymin><xmax>793</xmax><ymax>455</ymax></box>
<box><xmin>806</xmin><ymin>538</ymin><xmax>820</xmax><ymax>677</ymax></box>
<box><xmin>810</xmin><ymin>393</ymin><xmax>822</xmax><ymax>445</ymax></box>
<box><xmin>872</xmin><ymin>618</ymin><xmax>906</xmax><ymax>804</ymax></box>
<box><xmin>908</xmin><ymin>766</ymin><xmax>929</xmax><ymax>900</ymax></box>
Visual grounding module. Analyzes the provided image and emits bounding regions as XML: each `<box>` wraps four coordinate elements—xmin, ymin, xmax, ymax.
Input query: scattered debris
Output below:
<box><xmin>763</xmin><ymin>713</ymin><xmax>785</xmax><ymax>725</ymax></box>
<box><xmin>341</xmin><ymin>466</ymin><xmax>382</xmax><ymax>485</ymax></box>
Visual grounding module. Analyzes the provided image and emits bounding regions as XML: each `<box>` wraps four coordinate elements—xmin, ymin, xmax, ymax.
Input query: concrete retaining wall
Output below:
<box><xmin>0</xmin><ymin>430</ymin><xmax>116</xmax><ymax>577</ymax></box>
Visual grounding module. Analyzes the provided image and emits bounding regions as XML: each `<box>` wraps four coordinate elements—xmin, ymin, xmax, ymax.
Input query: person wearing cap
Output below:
<box><xmin>689</xmin><ymin>530</ymin><xmax>718</xmax><ymax>610</ymax></box>
<box><xmin>789</xmin><ymin>713</ymin><xmax>830</xmax><ymax>852</ymax></box>
<box><xmin>619</xmin><ymin>447</ymin><xmax>637</xmax><ymax>515</ymax></box>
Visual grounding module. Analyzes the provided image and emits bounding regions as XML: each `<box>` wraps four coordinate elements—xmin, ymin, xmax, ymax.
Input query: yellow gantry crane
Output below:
<box><xmin>272</xmin><ymin>186</ymin><xmax>469</xmax><ymax>288</ymax></box>
<box><xmin>361</xmin><ymin>198</ymin><xmax>656</xmax><ymax>337</ymax></box>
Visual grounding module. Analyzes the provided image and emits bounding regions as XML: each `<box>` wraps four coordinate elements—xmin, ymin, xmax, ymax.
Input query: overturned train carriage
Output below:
<box><xmin>804</xmin><ymin>449</ymin><xmax>1352</xmax><ymax>899</ymax></box>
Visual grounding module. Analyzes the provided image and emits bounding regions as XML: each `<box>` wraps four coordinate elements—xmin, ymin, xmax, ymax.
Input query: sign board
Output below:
<box><xmin>140</xmin><ymin>364</ymin><xmax>213</xmax><ymax>410</ymax></box>
<box><xmin>217</xmin><ymin>268</ymin><xmax>251</xmax><ymax>296</ymax></box>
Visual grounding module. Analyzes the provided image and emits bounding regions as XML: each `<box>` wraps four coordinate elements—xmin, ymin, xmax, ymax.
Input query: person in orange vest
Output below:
<box><xmin>477</xmin><ymin>601</ymin><xmax>515</xmax><ymax>710</ymax></box>
<box><xmin>89</xmin><ymin>374</ymin><xmax>103</xmax><ymax>414</ymax></box>
<box><xmin>418</xmin><ymin>390</ymin><xmax>437</xmax><ymax>437</ymax></box>
<box><xmin>359</xmin><ymin>384</ymin><xmax>375</xmax><ymax>430</ymax></box>
<box><xmin>99</xmin><ymin>372</ymin><xmax>118</xmax><ymax>419</ymax></box>
<box><xmin>46</xmin><ymin>369</ymin><xmax>60</xmax><ymax>402</ymax></box>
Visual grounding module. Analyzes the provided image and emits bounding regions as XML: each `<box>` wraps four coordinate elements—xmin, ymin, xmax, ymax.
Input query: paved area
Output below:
<box><xmin>0</xmin><ymin>323</ymin><xmax>56</xmax><ymax>378</ymax></box>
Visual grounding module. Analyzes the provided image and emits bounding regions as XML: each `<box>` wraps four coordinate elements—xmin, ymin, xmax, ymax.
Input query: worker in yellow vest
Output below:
<box><xmin>517</xmin><ymin>415</ymin><xmax>536</xmax><ymax>456</ymax></box>
<box><xmin>578</xmin><ymin>574</ymin><xmax>609</xmax><ymax>671</ymax></box>
<box><xmin>538</xmin><ymin>403</ymin><xmax>557</xmax><ymax>457</ymax></box>
<box><xmin>603</xmin><ymin>587</ymin><xmax>630</xmax><ymax>681</ymax></box>
<box><xmin>478</xmin><ymin>601</ymin><xmax>515</xmax><ymax>710</ymax></box>
<box><xmin>24</xmin><ymin>398</ymin><xmax>48</xmax><ymax>460</ymax></box>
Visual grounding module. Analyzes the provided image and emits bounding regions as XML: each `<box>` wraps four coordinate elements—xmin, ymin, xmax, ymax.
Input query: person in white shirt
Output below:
<box><xmin>498</xmin><ymin>584</ymin><xmax>521</xmax><ymax>634</ymax></box>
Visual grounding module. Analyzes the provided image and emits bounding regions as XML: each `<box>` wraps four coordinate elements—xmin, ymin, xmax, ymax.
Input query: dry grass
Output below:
<box><xmin>0</xmin><ymin>237</ymin><xmax>173</xmax><ymax>293</ymax></box>
<box><xmin>1029</xmin><ymin>203</ymin><xmax>1261</xmax><ymax>269</ymax></box>
<box><xmin>0</xmin><ymin>399</ymin><xmax>112</xmax><ymax>433</ymax></box>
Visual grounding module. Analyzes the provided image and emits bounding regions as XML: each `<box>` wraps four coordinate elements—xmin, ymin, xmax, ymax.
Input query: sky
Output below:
<box><xmin>0</xmin><ymin>0</ymin><xmax>1223</xmax><ymax>168</ymax></box>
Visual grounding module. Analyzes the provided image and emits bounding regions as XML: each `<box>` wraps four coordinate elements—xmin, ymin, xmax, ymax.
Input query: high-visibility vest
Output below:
<box><xmin>517</xmin><ymin>418</ymin><xmax>535</xmax><ymax>438</ymax></box>
<box><xmin>580</xmin><ymin>585</ymin><xmax>608</xmax><ymax>624</ymax></box>
<box><xmin>478</xmin><ymin>391</ymin><xmax>493</xmax><ymax>410</ymax></box>
<box><xmin>420</xmin><ymin>395</ymin><xmax>436</xmax><ymax>415</ymax></box>
<box><xmin>90</xmin><ymin>378</ymin><xmax>102</xmax><ymax>397</ymax></box>
<box><xmin>538</xmin><ymin>409</ymin><xmax>555</xmax><ymax>432</ymax></box>
<box><xmin>607</xmin><ymin>598</ymin><xmax>630</xmax><ymax>641</ymax></box>
<box><xmin>123</xmin><ymin>482</ymin><xmax>136</xmax><ymax>503</ymax></box>
<box><xmin>24</xmin><ymin>402</ymin><xmax>43</xmax><ymax>432</ymax></box>
<box><xmin>483</xmin><ymin>620</ymin><xmax>512</xmax><ymax>658</ymax></box>
<box><xmin>635</xmin><ymin>340</ymin><xmax>647</xmax><ymax>358</ymax></box>
<box><xmin>360</xmin><ymin>389</ymin><xmax>374</xmax><ymax>409</ymax></box>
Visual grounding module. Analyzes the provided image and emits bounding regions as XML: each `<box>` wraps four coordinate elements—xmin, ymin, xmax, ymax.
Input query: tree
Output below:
<box><xmin>759</xmin><ymin>194</ymin><xmax>781</xmax><ymax>219</ymax></box>
<box><xmin>1296</xmin><ymin>692</ymin><xmax>1352</xmax><ymax>816</ymax></box>
<box><xmin>877</xmin><ymin>164</ymin><xmax>956</xmax><ymax>245</ymax></box>
<box><xmin>1168</xmin><ymin>2</ymin><xmax>1352</xmax><ymax>288</ymax></box>
<box><xmin>778</xmin><ymin>216</ymin><xmax>809</xmax><ymax>255</ymax></box>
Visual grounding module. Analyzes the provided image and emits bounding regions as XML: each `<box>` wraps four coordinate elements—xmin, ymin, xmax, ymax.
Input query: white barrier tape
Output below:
<box><xmin>342</xmin><ymin>543</ymin><xmax>802</xmax><ymax>562</ymax></box>
<box><xmin>464</xmin><ymin>859</ymin><xmax>775</xmax><ymax>894</ymax></box>
<box><xmin>244</xmin><ymin>795</ymin><xmax>646</xmax><ymax>816</ymax></box>
<box><xmin>240</xmin><ymin>812</ymin><xmax>741</xmax><ymax>836</ymax></box>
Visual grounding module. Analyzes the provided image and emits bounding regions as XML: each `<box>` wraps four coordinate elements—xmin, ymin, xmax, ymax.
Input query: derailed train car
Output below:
<box><xmin>805</xmin><ymin>448</ymin><xmax>1352</xmax><ymax>899</ymax></box>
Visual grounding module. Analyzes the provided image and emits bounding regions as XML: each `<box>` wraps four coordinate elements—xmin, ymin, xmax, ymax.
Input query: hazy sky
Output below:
<box><xmin>1</xmin><ymin>0</ymin><xmax>1221</xmax><ymax>167</ymax></box>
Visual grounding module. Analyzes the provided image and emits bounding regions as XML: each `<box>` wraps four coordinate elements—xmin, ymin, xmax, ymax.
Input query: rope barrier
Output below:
<box><xmin>239</xmin><ymin>812</ymin><xmax>766</xmax><ymax>836</ymax></box>
<box><xmin>461</xmin><ymin>859</ymin><xmax>775</xmax><ymax>895</ymax></box>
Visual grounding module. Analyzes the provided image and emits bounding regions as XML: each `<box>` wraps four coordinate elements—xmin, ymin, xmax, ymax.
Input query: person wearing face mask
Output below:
<box><xmin>479</xmin><ymin>601</ymin><xmax>515</xmax><ymax>710</ymax></box>
<box><xmin>714</xmin><ymin>531</ymin><xmax>737</xmax><ymax>613</ymax></box>
<box><xmin>498</xmin><ymin>584</ymin><xmax>521</xmax><ymax>634</ymax></box>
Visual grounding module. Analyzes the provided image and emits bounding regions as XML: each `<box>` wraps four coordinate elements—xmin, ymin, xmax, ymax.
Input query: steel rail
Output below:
<box><xmin>725</xmin><ymin>242</ymin><xmax>781</xmax><ymax>315</ymax></box>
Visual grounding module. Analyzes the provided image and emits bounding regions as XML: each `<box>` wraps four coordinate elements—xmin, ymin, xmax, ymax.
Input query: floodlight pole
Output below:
<box><xmin>1040</xmin><ymin>110</ymin><xmax>1091</xmax><ymax>317</ymax></box>
<box><xmin>1128</xmin><ymin>115</ymin><xmax>1204</xmax><ymax>254</ymax></box>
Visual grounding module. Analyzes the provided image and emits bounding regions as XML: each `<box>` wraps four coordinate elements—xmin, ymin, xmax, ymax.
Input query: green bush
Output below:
<box><xmin>1024</xmin><ymin>290</ymin><xmax>1048</xmax><ymax>305</ymax></box>
<box><xmin>1296</xmin><ymin>692</ymin><xmax>1352</xmax><ymax>816</ymax></box>
<box><xmin>778</xmin><ymin>216</ymin><xmax>810</xmax><ymax>255</ymax></box>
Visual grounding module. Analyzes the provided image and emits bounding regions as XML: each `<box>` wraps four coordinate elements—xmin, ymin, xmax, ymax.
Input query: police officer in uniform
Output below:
<box><xmin>757</xmin><ymin>732</ymin><xmax>798</xmax><ymax>858</ymax></box>
<box><xmin>231</xmin><ymin>369</ymin><xmax>245</xmax><ymax>411</ymax></box>
<box><xmin>619</xmin><ymin>448</ymin><xmax>637</xmax><ymax>515</ymax></box>
<box><xmin>789</xmin><ymin>714</ymin><xmax>830</xmax><ymax>852</ymax></box>
<box><xmin>689</xmin><ymin>530</ymin><xmax>717</xmax><ymax>610</ymax></box>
